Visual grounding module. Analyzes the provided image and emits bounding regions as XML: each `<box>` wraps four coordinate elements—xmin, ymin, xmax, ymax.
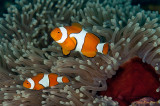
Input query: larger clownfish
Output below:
<box><xmin>50</xmin><ymin>23</ymin><xmax>109</xmax><ymax>57</ymax></box>
<box><xmin>23</xmin><ymin>73</ymin><xmax>69</xmax><ymax>90</ymax></box>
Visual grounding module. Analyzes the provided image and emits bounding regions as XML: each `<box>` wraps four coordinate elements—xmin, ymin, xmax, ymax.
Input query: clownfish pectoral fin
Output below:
<box><xmin>70</xmin><ymin>37</ymin><xmax>77</xmax><ymax>45</ymax></box>
<box><xmin>62</xmin><ymin>48</ymin><xmax>70</xmax><ymax>55</ymax></box>
<box><xmin>81</xmin><ymin>51</ymin><xmax>96</xmax><ymax>57</ymax></box>
<box><xmin>72</xmin><ymin>23</ymin><xmax>82</xmax><ymax>31</ymax></box>
<box><xmin>34</xmin><ymin>85</ymin><xmax>44</xmax><ymax>90</ymax></box>
<box><xmin>61</xmin><ymin>37</ymin><xmax>76</xmax><ymax>50</ymax></box>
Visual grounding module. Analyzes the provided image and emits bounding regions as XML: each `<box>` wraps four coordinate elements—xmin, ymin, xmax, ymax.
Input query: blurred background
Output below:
<box><xmin>132</xmin><ymin>0</ymin><xmax>160</xmax><ymax>13</ymax></box>
<box><xmin>0</xmin><ymin>0</ymin><xmax>160</xmax><ymax>16</ymax></box>
<box><xmin>0</xmin><ymin>0</ymin><xmax>14</xmax><ymax>16</ymax></box>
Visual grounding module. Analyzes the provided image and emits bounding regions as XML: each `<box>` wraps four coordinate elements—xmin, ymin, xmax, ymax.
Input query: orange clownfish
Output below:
<box><xmin>50</xmin><ymin>23</ymin><xmax>109</xmax><ymax>57</ymax></box>
<box><xmin>23</xmin><ymin>73</ymin><xmax>69</xmax><ymax>90</ymax></box>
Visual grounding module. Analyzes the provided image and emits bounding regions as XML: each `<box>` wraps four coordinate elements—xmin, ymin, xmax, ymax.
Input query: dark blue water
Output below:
<box><xmin>0</xmin><ymin>0</ymin><xmax>160</xmax><ymax>17</ymax></box>
<box><xmin>0</xmin><ymin>0</ymin><xmax>14</xmax><ymax>16</ymax></box>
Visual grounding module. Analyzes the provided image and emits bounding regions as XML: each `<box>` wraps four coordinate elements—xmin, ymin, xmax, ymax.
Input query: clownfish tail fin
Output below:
<box><xmin>62</xmin><ymin>76</ymin><xmax>69</xmax><ymax>83</ymax></box>
<box><xmin>102</xmin><ymin>43</ymin><xmax>109</xmax><ymax>55</ymax></box>
<box><xmin>96</xmin><ymin>43</ymin><xmax>109</xmax><ymax>55</ymax></box>
<box><xmin>57</xmin><ymin>76</ymin><xmax>69</xmax><ymax>83</ymax></box>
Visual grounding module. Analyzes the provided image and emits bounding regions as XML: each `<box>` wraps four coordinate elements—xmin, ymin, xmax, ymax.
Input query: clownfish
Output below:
<box><xmin>50</xmin><ymin>23</ymin><xmax>109</xmax><ymax>57</ymax></box>
<box><xmin>23</xmin><ymin>73</ymin><xmax>69</xmax><ymax>90</ymax></box>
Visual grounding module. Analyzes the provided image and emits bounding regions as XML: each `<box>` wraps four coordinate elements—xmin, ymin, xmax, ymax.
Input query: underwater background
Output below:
<box><xmin>0</xmin><ymin>0</ymin><xmax>160</xmax><ymax>106</ymax></box>
<box><xmin>1</xmin><ymin>0</ymin><xmax>160</xmax><ymax>16</ymax></box>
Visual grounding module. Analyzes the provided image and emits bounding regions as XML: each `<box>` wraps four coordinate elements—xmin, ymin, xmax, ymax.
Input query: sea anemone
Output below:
<box><xmin>0</xmin><ymin>0</ymin><xmax>159</xmax><ymax>105</ymax></box>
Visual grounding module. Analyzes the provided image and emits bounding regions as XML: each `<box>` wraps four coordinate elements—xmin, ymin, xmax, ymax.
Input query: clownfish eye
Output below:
<box><xmin>27</xmin><ymin>83</ymin><xmax>29</xmax><ymax>84</ymax></box>
<box><xmin>58</xmin><ymin>32</ymin><xmax>60</xmax><ymax>33</ymax></box>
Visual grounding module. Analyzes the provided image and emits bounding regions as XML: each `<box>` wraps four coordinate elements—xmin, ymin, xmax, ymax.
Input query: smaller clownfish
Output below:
<box><xmin>23</xmin><ymin>73</ymin><xmax>69</xmax><ymax>90</ymax></box>
<box><xmin>50</xmin><ymin>23</ymin><xmax>109</xmax><ymax>57</ymax></box>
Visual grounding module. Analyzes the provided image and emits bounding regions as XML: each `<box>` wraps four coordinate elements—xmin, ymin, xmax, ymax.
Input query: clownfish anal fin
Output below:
<box><xmin>62</xmin><ymin>48</ymin><xmax>70</xmax><ymax>55</ymax></box>
<box><xmin>81</xmin><ymin>51</ymin><xmax>96</xmax><ymax>57</ymax></box>
<box><xmin>72</xmin><ymin>23</ymin><xmax>82</xmax><ymax>30</ymax></box>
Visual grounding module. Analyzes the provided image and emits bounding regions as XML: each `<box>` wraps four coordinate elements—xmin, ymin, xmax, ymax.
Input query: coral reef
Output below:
<box><xmin>0</xmin><ymin>0</ymin><xmax>160</xmax><ymax>105</ymax></box>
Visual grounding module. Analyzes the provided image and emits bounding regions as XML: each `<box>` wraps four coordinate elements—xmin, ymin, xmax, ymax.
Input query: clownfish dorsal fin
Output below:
<box><xmin>71</xmin><ymin>23</ymin><xmax>82</xmax><ymax>30</ymax></box>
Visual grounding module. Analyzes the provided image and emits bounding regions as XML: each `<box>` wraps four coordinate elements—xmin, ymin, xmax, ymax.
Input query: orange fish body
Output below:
<box><xmin>50</xmin><ymin>23</ymin><xmax>109</xmax><ymax>57</ymax></box>
<box><xmin>23</xmin><ymin>73</ymin><xmax>69</xmax><ymax>90</ymax></box>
